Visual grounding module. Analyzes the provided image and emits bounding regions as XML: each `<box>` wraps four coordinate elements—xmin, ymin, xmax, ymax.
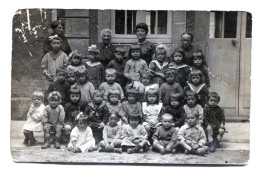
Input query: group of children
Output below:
<box><xmin>22</xmin><ymin>30</ymin><xmax>225</xmax><ymax>156</ymax></box>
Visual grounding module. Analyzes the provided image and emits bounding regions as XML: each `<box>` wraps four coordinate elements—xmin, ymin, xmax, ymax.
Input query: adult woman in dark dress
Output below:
<box><xmin>43</xmin><ymin>20</ymin><xmax>72</xmax><ymax>56</ymax></box>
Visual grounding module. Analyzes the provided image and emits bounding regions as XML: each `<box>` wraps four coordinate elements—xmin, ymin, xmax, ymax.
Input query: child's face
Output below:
<box><xmin>67</xmin><ymin>74</ymin><xmax>76</xmax><ymax>85</ymax></box>
<box><xmin>147</xmin><ymin>94</ymin><xmax>157</xmax><ymax>104</ymax></box>
<box><xmin>49</xmin><ymin>96</ymin><xmax>60</xmax><ymax>109</ymax></box>
<box><xmin>78</xmin><ymin>121</ymin><xmax>87</xmax><ymax>131</ymax></box>
<box><xmin>78</xmin><ymin>74</ymin><xmax>87</xmax><ymax>84</ymax></box>
<box><xmin>193</xmin><ymin>56</ymin><xmax>203</xmax><ymax>67</ymax></box>
<box><xmin>109</xmin><ymin>114</ymin><xmax>119</xmax><ymax>126</ymax></box>
<box><xmin>187</xmin><ymin>96</ymin><xmax>197</xmax><ymax>107</ymax></box>
<box><xmin>93</xmin><ymin>93</ymin><xmax>103</xmax><ymax>104</ymax></box>
<box><xmin>141</xmin><ymin>76</ymin><xmax>151</xmax><ymax>86</ymax></box>
<box><xmin>129</xmin><ymin>117</ymin><xmax>139</xmax><ymax>128</ymax></box>
<box><xmin>165</xmin><ymin>73</ymin><xmax>175</xmax><ymax>84</ymax></box>
<box><xmin>70</xmin><ymin>93</ymin><xmax>80</xmax><ymax>104</ymax></box>
<box><xmin>131</xmin><ymin>50</ymin><xmax>141</xmax><ymax>60</ymax></box>
<box><xmin>170</xmin><ymin>98</ymin><xmax>181</xmax><ymax>108</ymax></box>
<box><xmin>136</xmin><ymin>28</ymin><xmax>146</xmax><ymax>41</ymax></box>
<box><xmin>173</xmin><ymin>52</ymin><xmax>183</xmax><ymax>65</ymax></box>
<box><xmin>208</xmin><ymin>97</ymin><xmax>219</xmax><ymax>107</ymax></box>
<box><xmin>51</xmin><ymin>40</ymin><xmax>62</xmax><ymax>51</ymax></box>
<box><xmin>56</xmin><ymin>72</ymin><xmax>66</xmax><ymax>83</ymax></box>
<box><xmin>161</xmin><ymin>116</ymin><xmax>173</xmax><ymax>130</ymax></box>
<box><xmin>105</xmin><ymin>73</ymin><xmax>116</xmax><ymax>84</ymax></box>
<box><xmin>114</xmin><ymin>52</ymin><xmax>124</xmax><ymax>62</ymax></box>
<box><xmin>186</xmin><ymin>114</ymin><xmax>197</xmax><ymax>127</ymax></box>
<box><xmin>191</xmin><ymin>75</ymin><xmax>201</xmax><ymax>86</ymax></box>
<box><xmin>109</xmin><ymin>94</ymin><xmax>119</xmax><ymax>104</ymax></box>
<box><xmin>156</xmin><ymin>52</ymin><xmax>166</xmax><ymax>62</ymax></box>
<box><xmin>127</xmin><ymin>94</ymin><xmax>136</xmax><ymax>104</ymax></box>
<box><xmin>71</xmin><ymin>57</ymin><xmax>81</xmax><ymax>66</ymax></box>
<box><xmin>181</xmin><ymin>34</ymin><xmax>192</xmax><ymax>49</ymax></box>
<box><xmin>88</xmin><ymin>52</ymin><xmax>97</xmax><ymax>62</ymax></box>
<box><xmin>33</xmin><ymin>96</ymin><xmax>42</xmax><ymax>107</ymax></box>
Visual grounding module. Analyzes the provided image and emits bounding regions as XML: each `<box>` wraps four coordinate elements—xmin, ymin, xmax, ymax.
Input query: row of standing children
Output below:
<box><xmin>22</xmin><ymin>29</ymin><xmax>225</xmax><ymax>156</ymax></box>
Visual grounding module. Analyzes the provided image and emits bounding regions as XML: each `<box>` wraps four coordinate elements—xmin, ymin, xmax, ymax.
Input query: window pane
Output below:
<box><xmin>115</xmin><ymin>10</ymin><xmax>125</xmax><ymax>34</ymax></box>
<box><xmin>127</xmin><ymin>11</ymin><xmax>136</xmax><ymax>34</ymax></box>
<box><xmin>150</xmin><ymin>11</ymin><xmax>156</xmax><ymax>34</ymax></box>
<box><xmin>157</xmin><ymin>11</ymin><xmax>167</xmax><ymax>34</ymax></box>
<box><xmin>246</xmin><ymin>12</ymin><xmax>252</xmax><ymax>38</ymax></box>
<box><xmin>224</xmin><ymin>11</ymin><xmax>237</xmax><ymax>38</ymax></box>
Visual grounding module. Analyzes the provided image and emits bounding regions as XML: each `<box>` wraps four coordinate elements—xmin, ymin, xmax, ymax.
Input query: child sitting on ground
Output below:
<box><xmin>160</xmin><ymin>93</ymin><xmax>185</xmax><ymax>128</ymax></box>
<box><xmin>67</xmin><ymin>50</ymin><xmax>86</xmax><ymax>73</ymax></box>
<box><xmin>159</xmin><ymin>68</ymin><xmax>183</xmax><ymax>106</ymax></box>
<box><xmin>99</xmin><ymin>112</ymin><xmax>123</xmax><ymax>153</ymax></box>
<box><xmin>98</xmin><ymin>68</ymin><xmax>124</xmax><ymax>101</ymax></box>
<box><xmin>149</xmin><ymin>44</ymin><xmax>169</xmax><ymax>87</ymax></box>
<box><xmin>106</xmin><ymin>89</ymin><xmax>128</xmax><ymax>124</ymax></box>
<box><xmin>63</xmin><ymin>86</ymin><xmax>84</xmax><ymax>143</ymax></box>
<box><xmin>169</xmin><ymin>47</ymin><xmax>191</xmax><ymax>89</ymax></box>
<box><xmin>68</xmin><ymin>113</ymin><xmax>96</xmax><ymax>153</ymax></box>
<box><xmin>41</xmin><ymin>91</ymin><xmax>65</xmax><ymax>149</ymax></box>
<box><xmin>124</xmin><ymin>44</ymin><xmax>148</xmax><ymax>83</ymax></box>
<box><xmin>121</xmin><ymin>112</ymin><xmax>149</xmax><ymax>154</ymax></box>
<box><xmin>191</xmin><ymin>49</ymin><xmax>210</xmax><ymax>88</ymax></box>
<box><xmin>183</xmin><ymin>90</ymin><xmax>203</xmax><ymax>126</ymax></box>
<box><xmin>22</xmin><ymin>91</ymin><xmax>45</xmax><ymax>146</ymax></box>
<box><xmin>84</xmin><ymin>90</ymin><xmax>109</xmax><ymax>144</ymax></box>
<box><xmin>85</xmin><ymin>45</ymin><xmax>105</xmax><ymax>89</ymax></box>
<box><xmin>203</xmin><ymin>92</ymin><xmax>225</xmax><ymax>152</ymax></box>
<box><xmin>178</xmin><ymin>113</ymin><xmax>208</xmax><ymax>156</ymax></box>
<box><xmin>142</xmin><ymin>88</ymin><xmax>163</xmax><ymax>138</ymax></box>
<box><xmin>152</xmin><ymin>113</ymin><xmax>179</xmax><ymax>155</ymax></box>
<box><xmin>46</xmin><ymin>67</ymin><xmax>70</xmax><ymax>106</ymax></box>
<box><xmin>183</xmin><ymin>68</ymin><xmax>209</xmax><ymax>107</ymax></box>
<box><xmin>107</xmin><ymin>47</ymin><xmax>127</xmax><ymax>87</ymax></box>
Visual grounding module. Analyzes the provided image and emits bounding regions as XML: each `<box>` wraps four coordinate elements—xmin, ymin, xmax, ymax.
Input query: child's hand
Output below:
<box><xmin>44</xmin><ymin>72</ymin><xmax>54</xmax><ymax>81</ymax></box>
<box><xmin>99</xmin><ymin>122</ymin><xmax>105</xmax><ymax>128</ymax></box>
<box><xmin>165</xmin><ymin>145</ymin><xmax>172</xmax><ymax>152</ymax></box>
<box><xmin>133</xmin><ymin>138</ymin><xmax>142</xmax><ymax>144</ymax></box>
<box><xmin>172</xmin><ymin>123</ymin><xmax>175</xmax><ymax>127</ymax></box>
<box><xmin>185</xmin><ymin>140</ymin><xmax>192</xmax><ymax>145</ymax></box>
<box><xmin>220</xmin><ymin>123</ymin><xmax>225</xmax><ymax>129</ymax></box>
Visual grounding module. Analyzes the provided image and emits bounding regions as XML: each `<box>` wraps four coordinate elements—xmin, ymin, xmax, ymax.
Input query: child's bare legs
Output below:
<box><xmin>54</xmin><ymin>124</ymin><xmax>63</xmax><ymax>149</ymax></box>
<box><xmin>144</xmin><ymin>125</ymin><xmax>151</xmax><ymax>137</ymax></box>
<box><xmin>99</xmin><ymin>140</ymin><xmax>122</xmax><ymax>153</ymax></box>
<box><xmin>206</xmin><ymin>125</ymin><xmax>214</xmax><ymax>143</ymax></box>
<box><xmin>217</xmin><ymin>128</ymin><xmax>225</xmax><ymax>141</ymax></box>
<box><xmin>153</xmin><ymin>141</ymin><xmax>166</xmax><ymax>154</ymax></box>
<box><xmin>127</xmin><ymin>140</ymin><xmax>148</xmax><ymax>154</ymax></box>
<box><xmin>41</xmin><ymin>124</ymin><xmax>51</xmax><ymax>149</ymax></box>
<box><xmin>179</xmin><ymin>139</ymin><xmax>192</xmax><ymax>151</ymax></box>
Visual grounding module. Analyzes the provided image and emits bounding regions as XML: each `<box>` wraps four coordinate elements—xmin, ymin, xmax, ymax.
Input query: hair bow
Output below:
<box><xmin>48</xmin><ymin>34</ymin><xmax>59</xmax><ymax>42</ymax></box>
<box><xmin>75</xmin><ymin>112</ymin><xmax>84</xmax><ymax>120</ymax></box>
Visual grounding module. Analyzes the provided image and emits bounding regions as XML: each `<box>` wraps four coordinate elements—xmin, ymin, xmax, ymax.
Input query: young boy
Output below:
<box><xmin>84</xmin><ymin>90</ymin><xmax>110</xmax><ymax>144</ymax></box>
<box><xmin>46</xmin><ymin>67</ymin><xmax>70</xmax><ymax>106</ymax></box>
<box><xmin>159</xmin><ymin>69</ymin><xmax>183</xmax><ymax>105</ymax></box>
<box><xmin>152</xmin><ymin>113</ymin><xmax>179</xmax><ymax>155</ymax></box>
<box><xmin>66</xmin><ymin>68</ymin><xmax>77</xmax><ymax>86</ymax></box>
<box><xmin>41</xmin><ymin>91</ymin><xmax>65</xmax><ymax>149</ymax></box>
<box><xmin>203</xmin><ymin>92</ymin><xmax>225</xmax><ymax>152</ymax></box>
<box><xmin>107</xmin><ymin>47</ymin><xmax>127</xmax><ymax>87</ymax></box>
<box><xmin>98</xmin><ymin>68</ymin><xmax>124</xmax><ymax>101</ymax></box>
<box><xmin>178</xmin><ymin>113</ymin><xmax>208</xmax><ymax>156</ymax></box>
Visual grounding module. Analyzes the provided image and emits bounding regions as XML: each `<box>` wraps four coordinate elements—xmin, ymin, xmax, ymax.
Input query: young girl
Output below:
<box><xmin>41</xmin><ymin>91</ymin><xmax>65</xmax><ymax>149</ymax></box>
<box><xmin>124</xmin><ymin>44</ymin><xmax>148</xmax><ymax>83</ymax></box>
<box><xmin>68</xmin><ymin>113</ymin><xmax>96</xmax><ymax>153</ymax></box>
<box><xmin>66</xmin><ymin>69</ymin><xmax>77</xmax><ymax>86</ymax></box>
<box><xmin>106</xmin><ymin>89</ymin><xmax>128</xmax><ymax>124</ymax></box>
<box><xmin>160</xmin><ymin>92</ymin><xmax>186</xmax><ymax>128</ymax></box>
<box><xmin>142</xmin><ymin>88</ymin><xmax>163</xmax><ymax>138</ymax></box>
<box><xmin>41</xmin><ymin>36</ymin><xmax>69</xmax><ymax>84</ymax></box>
<box><xmin>191</xmin><ymin>49</ymin><xmax>210</xmax><ymax>88</ymax></box>
<box><xmin>22</xmin><ymin>91</ymin><xmax>45</xmax><ymax>146</ymax></box>
<box><xmin>141</xmin><ymin>70</ymin><xmax>159</xmax><ymax>93</ymax></box>
<box><xmin>121</xmin><ymin>113</ymin><xmax>149</xmax><ymax>154</ymax></box>
<box><xmin>67</xmin><ymin>50</ymin><xmax>86</xmax><ymax>73</ymax></box>
<box><xmin>169</xmin><ymin>47</ymin><xmax>190</xmax><ymax>88</ymax></box>
<box><xmin>85</xmin><ymin>45</ymin><xmax>105</xmax><ymax>89</ymax></box>
<box><xmin>159</xmin><ymin>69</ymin><xmax>183</xmax><ymax>105</ymax></box>
<box><xmin>183</xmin><ymin>90</ymin><xmax>203</xmax><ymax>126</ymax></box>
<box><xmin>183</xmin><ymin>69</ymin><xmax>209</xmax><ymax>107</ymax></box>
<box><xmin>76</xmin><ymin>69</ymin><xmax>95</xmax><ymax>108</ymax></box>
<box><xmin>149</xmin><ymin>44</ymin><xmax>169</xmax><ymax>87</ymax></box>
<box><xmin>178</xmin><ymin>113</ymin><xmax>208</xmax><ymax>156</ymax></box>
<box><xmin>120</xmin><ymin>89</ymin><xmax>142</xmax><ymax>123</ymax></box>
<box><xmin>99</xmin><ymin>112</ymin><xmax>123</xmax><ymax>153</ymax></box>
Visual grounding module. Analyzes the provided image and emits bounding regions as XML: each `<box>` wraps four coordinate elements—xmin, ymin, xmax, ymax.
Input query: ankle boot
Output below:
<box><xmin>23</xmin><ymin>132</ymin><xmax>29</xmax><ymax>145</ymax></box>
<box><xmin>41</xmin><ymin>137</ymin><xmax>50</xmax><ymax>149</ymax></box>
<box><xmin>54</xmin><ymin>137</ymin><xmax>61</xmax><ymax>149</ymax></box>
<box><xmin>28</xmin><ymin>132</ymin><xmax>36</xmax><ymax>146</ymax></box>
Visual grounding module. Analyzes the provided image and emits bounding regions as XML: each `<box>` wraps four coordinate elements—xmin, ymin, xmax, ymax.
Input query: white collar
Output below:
<box><xmin>169</xmin><ymin>62</ymin><xmax>189</xmax><ymax>69</ymax></box>
<box><xmin>150</xmin><ymin>60</ymin><xmax>168</xmax><ymax>69</ymax></box>
<box><xmin>187</xmin><ymin>82</ymin><xmax>205</xmax><ymax>93</ymax></box>
<box><xmin>86</xmin><ymin>61</ymin><xmax>101</xmax><ymax>67</ymax></box>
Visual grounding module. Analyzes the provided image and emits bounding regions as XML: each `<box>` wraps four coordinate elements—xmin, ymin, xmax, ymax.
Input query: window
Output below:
<box><xmin>146</xmin><ymin>11</ymin><xmax>168</xmax><ymax>34</ymax></box>
<box><xmin>246</xmin><ymin>12</ymin><xmax>252</xmax><ymax>38</ymax></box>
<box><xmin>115</xmin><ymin>10</ymin><xmax>136</xmax><ymax>34</ymax></box>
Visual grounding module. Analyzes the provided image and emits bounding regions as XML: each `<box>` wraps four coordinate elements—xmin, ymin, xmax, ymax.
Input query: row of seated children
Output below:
<box><xmin>22</xmin><ymin>88</ymin><xmax>225</xmax><ymax>156</ymax></box>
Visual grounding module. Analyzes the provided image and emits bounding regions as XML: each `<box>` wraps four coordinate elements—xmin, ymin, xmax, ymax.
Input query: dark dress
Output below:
<box><xmin>85</xmin><ymin>61</ymin><xmax>105</xmax><ymax>89</ymax></box>
<box><xmin>132</xmin><ymin>41</ymin><xmax>155</xmax><ymax>65</ymax></box>
<box><xmin>97</xmin><ymin>42</ymin><xmax>116</xmax><ymax>68</ymax></box>
<box><xmin>107</xmin><ymin>59</ymin><xmax>127</xmax><ymax>87</ymax></box>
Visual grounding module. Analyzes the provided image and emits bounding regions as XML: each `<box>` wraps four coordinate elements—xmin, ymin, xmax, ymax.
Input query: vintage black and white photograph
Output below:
<box><xmin>10</xmin><ymin>8</ymin><xmax>251</xmax><ymax>164</ymax></box>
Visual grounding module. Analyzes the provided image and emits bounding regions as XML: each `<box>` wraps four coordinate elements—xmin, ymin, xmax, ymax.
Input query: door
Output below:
<box><xmin>207</xmin><ymin>11</ymin><xmax>251</xmax><ymax>118</ymax></box>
